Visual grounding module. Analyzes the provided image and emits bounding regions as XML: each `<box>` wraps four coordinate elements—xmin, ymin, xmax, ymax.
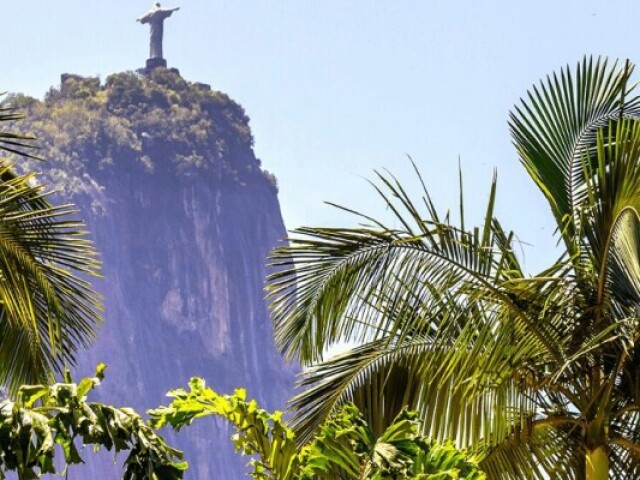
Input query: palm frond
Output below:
<box><xmin>0</xmin><ymin>101</ymin><xmax>39</xmax><ymax>160</ymax></box>
<box><xmin>509</xmin><ymin>56</ymin><xmax>640</xmax><ymax>251</ymax></box>
<box><xmin>479</xmin><ymin>419</ymin><xmax>583</xmax><ymax>480</ymax></box>
<box><xmin>268</xmin><ymin>170</ymin><xmax>563</xmax><ymax>367</ymax></box>
<box><xmin>0</xmin><ymin>166</ymin><xmax>100</xmax><ymax>391</ymax></box>
<box><xmin>268</xmin><ymin>57</ymin><xmax>640</xmax><ymax>478</ymax></box>
<box><xmin>289</xmin><ymin>324</ymin><xmax>544</xmax><ymax>451</ymax></box>
<box><xmin>578</xmin><ymin>120</ymin><xmax>640</xmax><ymax>317</ymax></box>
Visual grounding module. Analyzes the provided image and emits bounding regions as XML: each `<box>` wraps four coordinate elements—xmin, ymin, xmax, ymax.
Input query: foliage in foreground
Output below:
<box><xmin>0</xmin><ymin>102</ymin><xmax>101</xmax><ymax>394</ymax></box>
<box><xmin>0</xmin><ymin>365</ymin><xmax>186</xmax><ymax>480</ymax></box>
<box><xmin>0</xmin><ymin>369</ymin><xmax>482</xmax><ymax>480</ymax></box>
<box><xmin>267</xmin><ymin>57</ymin><xmax>640</xmax><ymax>478</ymax></box>
<box><xmin>151</xmin><ymin>377</ymin><xmax>485</xmax><ymax>480</ymax></box>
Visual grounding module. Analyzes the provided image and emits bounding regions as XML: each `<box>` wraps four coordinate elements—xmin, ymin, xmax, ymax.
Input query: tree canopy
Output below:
<box><xmin>267</xmin><ymin>57</ymin><xmax>640</xmax><ymax>478</ymax></box>
<box><xmin>4</xmin><ymin>68</ymin><xmax>277</xmax><ymax>202</ymax></box>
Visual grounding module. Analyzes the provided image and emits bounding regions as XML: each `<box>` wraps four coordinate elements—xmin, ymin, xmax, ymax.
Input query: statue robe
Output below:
<box><xmin>139</xmin><ymin>7</ymin><xmax>175</xmax><ymax>59</ymax></box>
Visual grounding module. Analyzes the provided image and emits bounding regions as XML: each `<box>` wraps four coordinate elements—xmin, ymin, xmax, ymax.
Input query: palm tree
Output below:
<box><xmin>0</xmin><ymin>102</ymin><xmax>101</xmax><ymax>393</ymax></box>
<box><xmin>268</xmin><ymin>57</ymin><xmax>640</xmax><ymax>479</ymax></box>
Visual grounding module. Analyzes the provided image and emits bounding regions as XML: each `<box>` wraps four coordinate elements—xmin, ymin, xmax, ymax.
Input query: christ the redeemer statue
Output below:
<box><xmin>138</xmin><ymin>3</ymin><xmax>180</xmax><ymax>68</ymax></box>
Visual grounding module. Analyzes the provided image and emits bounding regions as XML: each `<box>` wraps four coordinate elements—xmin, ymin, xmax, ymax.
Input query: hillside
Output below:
<box><xmin>7</xmin><ymin>69</ymin><xmax>295</xmax><ymax>478</ymax></box>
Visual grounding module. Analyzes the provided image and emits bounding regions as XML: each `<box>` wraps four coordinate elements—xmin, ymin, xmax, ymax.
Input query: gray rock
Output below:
<box><xmin>12</xmin><ymin>71</ymin><xmax>296</xmax><ymax>479</ymax></box>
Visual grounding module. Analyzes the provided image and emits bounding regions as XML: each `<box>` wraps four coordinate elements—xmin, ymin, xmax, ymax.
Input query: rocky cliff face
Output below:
<box><xmin>10</xmin><ymin>70</ymin><xmax>296</xmax><ymax>478</ymax></box>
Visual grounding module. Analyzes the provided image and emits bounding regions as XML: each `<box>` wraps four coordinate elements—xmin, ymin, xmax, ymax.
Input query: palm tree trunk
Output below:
<box><xmin>586</xmin><ymin>445</ymin><xmax>608</xmax><ymax>480</ymax></box>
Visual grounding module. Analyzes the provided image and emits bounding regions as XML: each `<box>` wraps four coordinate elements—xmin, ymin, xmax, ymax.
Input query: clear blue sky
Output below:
<box><xmin>4</xmin><ymin>1</ymin><xmax>639</xmax><ymax>272</ymax></box>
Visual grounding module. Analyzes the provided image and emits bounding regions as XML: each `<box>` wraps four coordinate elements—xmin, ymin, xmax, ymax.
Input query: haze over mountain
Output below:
<box><xmin>9</xmin><ymin>68</ymin><xmax>296</xmax><ymax>478</ymax></box>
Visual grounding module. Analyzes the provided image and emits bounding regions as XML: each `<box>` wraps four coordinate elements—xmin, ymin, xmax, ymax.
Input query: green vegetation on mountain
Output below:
<box><xmin>3</xmin><ymin>68</ymin><xmax>285</xmax><ymax>477</ymax></box>
<box><xmin>5</xmin><ymin>68</ymin><xmax>277</xmax><ymax>200</ymax></box>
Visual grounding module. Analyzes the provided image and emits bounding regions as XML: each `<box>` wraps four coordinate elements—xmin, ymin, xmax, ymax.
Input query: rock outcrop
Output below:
<box><xmin>10</xmin><ymin>69</ymin><xmax>296</xmax><ymax>478</ymax></box>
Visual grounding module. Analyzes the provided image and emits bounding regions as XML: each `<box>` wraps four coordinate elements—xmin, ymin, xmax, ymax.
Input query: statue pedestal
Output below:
<box><xmin>146</xmin><ymin>58</ymin><xmax>167</xmax><ymax>70</ymax></box>
<box><xmin>141</xmin><ymin>58</ymin><xmax>180</xmax><ymax>76</ymax></box>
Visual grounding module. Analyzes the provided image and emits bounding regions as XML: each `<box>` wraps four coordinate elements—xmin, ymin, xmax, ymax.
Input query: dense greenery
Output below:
<box><xmin>0</xmin><ymin>369</ymin><xmax>483</xmax><ymax>480</ymax></box>
<box><xmin>151</xmin><ymin>378</ymin><xmax>485</xmax><ymax>479</ymax></box>
<box><xmin>0</xmin><ymin>365</ymin><xmax>185</xmax><ymax>480</ymax></box>
<box><xmin>4</xmin><ymin>68</ymin><xmax>276</xmax><ymax>200</ymax></box>
<box><xmin>268</xmin><ymin>57</ymin><xmax>640</xmax><ymax>478</ymax></box>
<box><xmin>0</xmin><ymin>104</ymin><xmax>101</xmax><ymax>393</ymax></box>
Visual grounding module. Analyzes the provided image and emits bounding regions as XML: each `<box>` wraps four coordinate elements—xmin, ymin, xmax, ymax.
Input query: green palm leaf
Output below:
<box><xmin>0</xmin><ymin>102</ymin><xmax>40</xmax><ymax>159</ymax></box>
<box><xmin>268</xmin><ymin>57</ymin><xmax>640</xmax><ymax>478</ymax></box>
<box><xmin>0</xmin><ymin>99</ymin><xmax>101</xmax><ymax>393</ymax></box>
<box><xmin>509</xmin><ymin>57</ymin><xmax>640</xmax><ymax>250</ymax></box>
